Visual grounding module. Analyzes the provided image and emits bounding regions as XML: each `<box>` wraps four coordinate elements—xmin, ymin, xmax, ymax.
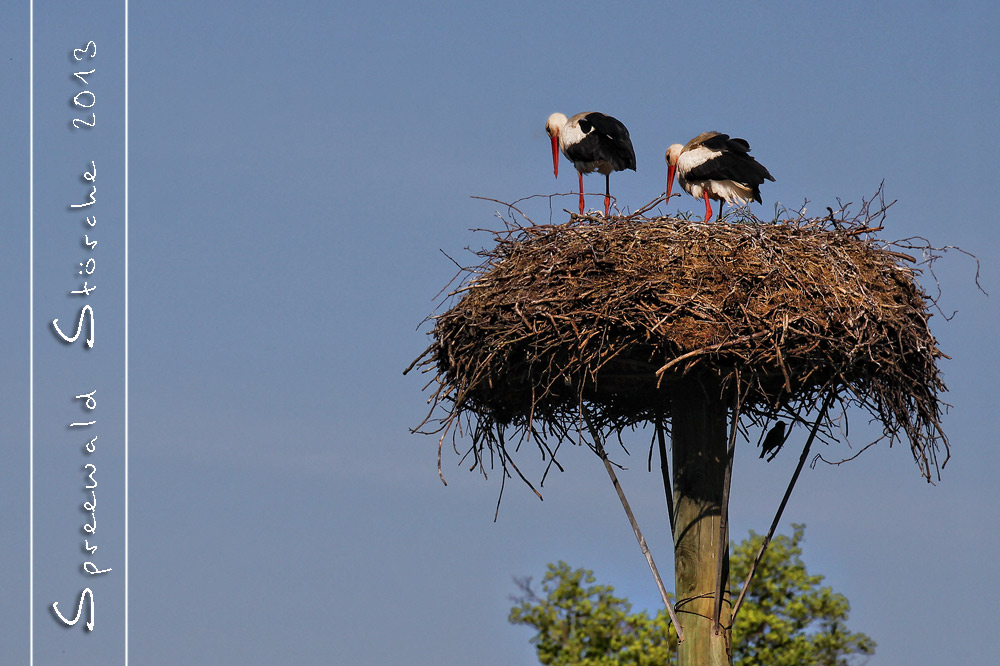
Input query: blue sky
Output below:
<box><xmin>4</xmin><ymin>1</ymin><xmax>999</xmax><ymax>664</ymax></box>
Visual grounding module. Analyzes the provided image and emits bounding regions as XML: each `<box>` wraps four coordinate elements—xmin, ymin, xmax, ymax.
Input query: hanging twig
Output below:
<box><xmin>584</xmin><ymin>412</ymin><xmax>685</xmax><ymax>642</ymax></box>
<box><xmin>656</xmin><ymin>419</ymin><xmax>676</xmax><ymax>538</ymax></box>
<box><xmin>731</xmin><ymin>392</ymin><xmax>835</xmax><ymax>622</ymax></box>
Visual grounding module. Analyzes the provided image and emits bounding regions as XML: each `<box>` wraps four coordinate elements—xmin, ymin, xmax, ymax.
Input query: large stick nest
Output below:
<box><xmin>410</xmin><ymin>209</ymin><xmax>950</xmax><ymax>482</ymax></box>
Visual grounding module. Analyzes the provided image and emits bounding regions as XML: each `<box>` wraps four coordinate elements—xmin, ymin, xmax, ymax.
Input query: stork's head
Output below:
<box><xmin>545</xmin><ymin>113</ymin><xmax>568</xmax><ymax>178</ymax></box>
<box><xmin>665</xmin><ymin>144</ymin><xmax>684</xmax><ymax>200</ymax></box>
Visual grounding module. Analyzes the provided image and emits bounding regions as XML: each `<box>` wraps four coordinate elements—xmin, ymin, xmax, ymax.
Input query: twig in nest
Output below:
<box><xmin>882</xmin><ymin>249</ymin><xmax>917</xmax><ymax>264</ymax></box>
<box><xmin>655</xmin><ymin>333</ymin><xmax>770</xmax><ymax>382</ymax></box>
<box><xmin>844</xmin><ymin>226</ymin><xmax>884</xmax><ymax>237</ymax></box>
<box><xmin>811</xmin><ymin>440</ymin><xmax>879</xmax><ymax>469</ymax></box>
<box><xmin>633</xmin><ymin>194</ymin><xmax>671</xmax><ymax>217</ymax></box>
<box><xmin>470</xmin><ymin>195</ymin><xmax>538</xmax><ymax>227</ymax></box>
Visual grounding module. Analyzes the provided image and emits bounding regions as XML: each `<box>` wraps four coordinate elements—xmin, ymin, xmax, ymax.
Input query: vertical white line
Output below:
<box><xmin>124</xmin><ymin>1</ymin><xmax>130</xmax><ymax>663</ymax></box>
<box><xmin>28</xmin><ymin>0</ymin><xmax>34</xmax><ymax>663</ymax></box>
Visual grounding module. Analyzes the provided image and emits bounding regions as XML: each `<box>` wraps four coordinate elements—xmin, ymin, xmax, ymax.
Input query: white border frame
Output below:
<box><xmin>29</xmin><ymin>2</ymin><xmax>129</xmax><ymax>662</ymax></box>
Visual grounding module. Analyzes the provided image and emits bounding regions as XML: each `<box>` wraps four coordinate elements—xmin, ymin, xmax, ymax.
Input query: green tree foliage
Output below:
<box><xmin>729</xmin><ymin>525</ymin><xmax>875</xmax><ymax>666</ymax></box>
<box><xmin>509</xmin><ymin>525</ymin><xmax>874</xmax><ymax>666</ymax></box>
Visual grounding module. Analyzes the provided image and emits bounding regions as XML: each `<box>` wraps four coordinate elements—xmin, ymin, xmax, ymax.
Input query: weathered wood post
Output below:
<box><xmin>671</xmin><ymin>377</ymin><xmax>732</xmax><ymax>666</ymax></box>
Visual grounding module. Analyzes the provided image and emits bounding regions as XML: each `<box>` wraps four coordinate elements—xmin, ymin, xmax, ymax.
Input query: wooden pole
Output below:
<box><xmin>671</xmin><ymin>376</ymin><xmax>732</xmax><ymax>666</ymax></box>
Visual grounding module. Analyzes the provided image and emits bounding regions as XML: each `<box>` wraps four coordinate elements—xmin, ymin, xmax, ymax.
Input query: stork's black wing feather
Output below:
<box><xmin>700</xmin><ymin>133</ymin><xmax>752</xmax><ymax>155</ymax></box>
<box><xmin>683</xmin><ymin>134</ymin><xmax>775</xmax><ymax>203</ymax></box>
<box><xmin>580</xmin><ymin>112</ymin><xmax>637</xmax><ymax>171</ymax></box>
<box><xmin>698</xmin><ymin>132</ymin><xmax>733</xmax><ymax>152</ymax></box>
<box><xmin>688</xmin><ymin>153</ymin><xmax>773</xmax><ymax>181</ymax></box>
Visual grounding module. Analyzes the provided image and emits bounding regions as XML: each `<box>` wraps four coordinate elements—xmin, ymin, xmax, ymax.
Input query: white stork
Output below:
<box><xmin>665</xmin><ymin>132</ymin><xmax>774</xmax><ymax>222</ymax></box>
<box><xmin>546</xmin><ymin>112</ymin><xmax>636</xmax><ymax>217</ymax></box>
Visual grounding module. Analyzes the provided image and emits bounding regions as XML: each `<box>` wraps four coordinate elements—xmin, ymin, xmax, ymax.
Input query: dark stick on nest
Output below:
<box><xmin>656</xmin><ymin>420</ymin><xmax>676</xmax><ymax>537</ymax></box>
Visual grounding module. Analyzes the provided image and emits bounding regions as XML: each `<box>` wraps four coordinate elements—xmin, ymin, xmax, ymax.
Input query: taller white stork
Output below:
<box><xmin>665</xmin><ymin>132</ymin><xmax>774</xmax><ymax>222</ymax></box>
<box><xmin>546</xmin><ymin>112</ymin><xmax>636</xmax><ymax>217</ymax></box>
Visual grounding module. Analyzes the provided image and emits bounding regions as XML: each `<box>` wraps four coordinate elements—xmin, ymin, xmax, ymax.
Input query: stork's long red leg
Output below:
<box><xmin>578</xmin><ymin>171</ymin><xmax>585</xmax><ymax>214</ymax></box>
<box><xmin>604</xmin><ymin>173</ymin><xmax>611</xmax><ymax>217</ymax></box>
<box><xmin>703</xmin><ymin>191</ymin><xmax>713</xmax><ymax>222</ymax></box>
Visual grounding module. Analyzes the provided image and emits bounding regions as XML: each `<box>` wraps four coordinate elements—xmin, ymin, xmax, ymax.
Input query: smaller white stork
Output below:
<box><xmin>665</xmin><ymin>132</ymin><xmax>774</xmax><ymax>222</ymax></box>
<box><xmin>546</xmin><ymin>112</ymin><xmax>636</xmax><ymax>217</ymax></box>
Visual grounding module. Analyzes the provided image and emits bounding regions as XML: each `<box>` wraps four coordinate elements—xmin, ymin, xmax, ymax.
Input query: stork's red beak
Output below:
<box><xmin>666</xmin><ymin>163</ymin><xmax>676</xmax><ymax>200</ymax></box>
<box><xmin>550</xmin><ymin>134</ymin><xmax>560</xmax><ymax>178</ymax></box>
